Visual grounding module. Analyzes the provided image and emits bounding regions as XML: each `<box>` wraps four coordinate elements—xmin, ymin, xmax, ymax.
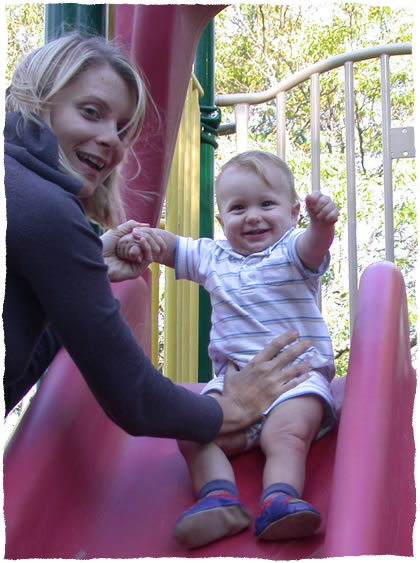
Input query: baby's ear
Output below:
<box><xmin>216</xmin><ymin>213</ymin><xmax>223</xmax><ymax>228</ymax></box>
<box><xmin>292</xmin><ymin>202</ymin><xmax>300</xmax><ymax>226</ymax></box>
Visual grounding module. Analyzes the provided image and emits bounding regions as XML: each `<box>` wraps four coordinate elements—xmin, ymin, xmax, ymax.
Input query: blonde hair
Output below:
<box><xmin>216</xmin><ymin>150</ymin><xmax>300</xmax><ymax>207</ymax></box>
<box><xmin>6</xmin><ymin>33</ymin><xmax>149</xmax><ymax>229</ymax></box>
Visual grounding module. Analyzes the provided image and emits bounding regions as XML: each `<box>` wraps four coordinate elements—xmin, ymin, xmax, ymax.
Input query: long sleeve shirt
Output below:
<box><xmin>3</xmin><ymin>112</ymin><xmax>222</xmax><ymax>441</ymax></box>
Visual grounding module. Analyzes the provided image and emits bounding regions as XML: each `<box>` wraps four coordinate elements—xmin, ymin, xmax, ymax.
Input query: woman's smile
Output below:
<box><xmin>48</xmin><ymin>64</ymin><xmax>136</xmax><ymax>198</ymax></box>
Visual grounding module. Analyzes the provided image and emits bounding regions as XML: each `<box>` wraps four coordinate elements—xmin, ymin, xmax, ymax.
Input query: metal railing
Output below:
<box><xmin>215</xmin><ymin>43</ymin><xmax>414</xmax><ymax>330</ymax></box>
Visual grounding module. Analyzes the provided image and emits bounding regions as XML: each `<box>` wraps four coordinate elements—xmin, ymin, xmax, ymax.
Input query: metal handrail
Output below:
<box><xmin>215</xmin><ymin>43</ymin><xmax>412</xmax><ymax>106</ymax></box>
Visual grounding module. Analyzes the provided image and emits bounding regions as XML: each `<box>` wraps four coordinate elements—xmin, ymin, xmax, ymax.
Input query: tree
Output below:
<box><xmin>6</xmin><ymin>3</ymin><xmax>45</xmax><ymax>84</ymax></box>
<box><xmin>214</xmin><ymin>4</ymin><xmax>416</xmax><ymax>375</ymax></box>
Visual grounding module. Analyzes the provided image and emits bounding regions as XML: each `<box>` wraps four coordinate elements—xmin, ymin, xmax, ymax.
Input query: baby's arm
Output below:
<box><xmin>117</xmin><ymin>227</ymin><xmax>177</xmax><ymax>268</ymax></box>
<box><xmin>296</xmin><ymin>192</ymin><xmax>339</xmax><ymax>271</ymax></box>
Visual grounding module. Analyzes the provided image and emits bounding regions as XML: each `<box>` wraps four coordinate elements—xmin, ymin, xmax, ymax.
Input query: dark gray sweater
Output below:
<box><xmin>3</xmin><ymin>112</ymin><xmax>222</xmax><ymax>440</ymax></box>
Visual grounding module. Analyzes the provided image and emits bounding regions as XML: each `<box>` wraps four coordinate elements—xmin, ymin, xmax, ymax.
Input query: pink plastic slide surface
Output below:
<box><xmin>3</xmin><ymin>5</ymin><xmax>415</xmax><ymax>559</ymax></box>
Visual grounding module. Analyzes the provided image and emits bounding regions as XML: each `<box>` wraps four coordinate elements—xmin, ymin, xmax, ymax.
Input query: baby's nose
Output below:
<box><xmin>245</xmin><ymin>209</ymin><xmax>261</xmax><ymax>222</ymax></box>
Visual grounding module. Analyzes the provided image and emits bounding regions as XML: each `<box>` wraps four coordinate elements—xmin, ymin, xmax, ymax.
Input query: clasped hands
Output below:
<box><xmin>101</xmin><ymin>221</ymin><xmax>163</xmax><ymax>282</ymax></box>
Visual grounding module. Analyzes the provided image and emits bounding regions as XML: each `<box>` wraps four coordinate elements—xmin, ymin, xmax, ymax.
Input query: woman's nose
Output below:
<box><xmin>97</xmin><ymin>121</ymin><xmax>120</xmax><ymax>146</ymax></box>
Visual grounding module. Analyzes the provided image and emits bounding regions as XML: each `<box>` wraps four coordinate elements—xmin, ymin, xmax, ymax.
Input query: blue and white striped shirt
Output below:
<box><xmin>175</xmin><ymin>228</ymin><xmax>335</xmax><ymax>381</ymax></box>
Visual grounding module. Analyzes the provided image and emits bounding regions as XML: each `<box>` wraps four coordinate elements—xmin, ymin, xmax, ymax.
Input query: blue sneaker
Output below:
<box><xmin>255</xmin><ymin>493</ymin><xmax>321</xmax><ymax>540</ymax></box>
<box><xmin>173</xmin><ymin>492</ymin><xmax>252</xmax><ymax>549</ymax></box>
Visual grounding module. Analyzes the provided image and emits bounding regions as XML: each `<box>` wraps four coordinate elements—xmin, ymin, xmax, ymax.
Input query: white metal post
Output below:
<box><xmin>344</xmin><ymin>61</ymin><xmax>358</xmax><ymax>332</ymax></box>
<box><xmin>381</xmin><ymin>54</ymin><xmax>395</xmax><ymax>263</ymax></box>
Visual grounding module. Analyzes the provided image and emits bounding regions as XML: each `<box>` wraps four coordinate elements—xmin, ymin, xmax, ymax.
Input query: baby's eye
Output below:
<box><xmin>231</xmin><ymin>204</ymin><xmax>244</xmax><ymax>212</ymax></box>
<box><xmin>262</xmin><ymin>200</ymin><xmax>275</xmax><ymax>207</ymax></box>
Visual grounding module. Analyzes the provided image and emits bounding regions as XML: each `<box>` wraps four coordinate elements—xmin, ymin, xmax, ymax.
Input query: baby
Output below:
<box><xmin>117</xmin><ymin>150</ymin><xmax>339</xmax><ymax>547</ymax></box>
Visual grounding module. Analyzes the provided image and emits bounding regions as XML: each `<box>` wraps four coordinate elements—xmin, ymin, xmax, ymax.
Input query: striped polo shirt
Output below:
<box><xmin>175</xmin><ymin>227</ymin><xmax>335</xmax><ymax>382</ymax></box>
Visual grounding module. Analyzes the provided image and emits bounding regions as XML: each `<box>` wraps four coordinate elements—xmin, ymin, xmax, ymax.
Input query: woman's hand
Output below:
<box><xmin>101</xmin><ymin>220</ymin><xmax>151</xmax><ymax>282</ymax></box>
<box><xmin>212</xmin><ymin>330</ymin><xmax>312</xmax><ymax>435</ymax></box>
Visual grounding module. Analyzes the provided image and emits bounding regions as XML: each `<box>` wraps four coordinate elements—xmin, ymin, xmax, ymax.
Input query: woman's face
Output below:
<box><xmin>48</xmin><ymin>64</ymin><xmax>137</xmax><ymax>198</ymax></box>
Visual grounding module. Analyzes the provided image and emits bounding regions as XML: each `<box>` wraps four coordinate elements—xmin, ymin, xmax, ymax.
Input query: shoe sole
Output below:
<box><xmin>173</xmin><ymin>504</ymin><xmax>252</xmax><ymax>549</ymax></box>
<box><xmin>257</xmin><ymin>509</ymin><xmax>321</xmax><ymax>541</ymax></box>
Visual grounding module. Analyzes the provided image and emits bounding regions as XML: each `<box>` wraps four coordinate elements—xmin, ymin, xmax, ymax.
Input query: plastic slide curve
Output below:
<box><xmin>3</xmin><ymin>5</ymin><xmax>416</xmax><ymax>559</ymax></box>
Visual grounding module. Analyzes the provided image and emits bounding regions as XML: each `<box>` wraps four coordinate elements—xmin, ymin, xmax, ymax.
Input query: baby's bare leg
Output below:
<box><xmin>214</xmin><ymin>430</ymin><xmax>248</xmax><ymax>457</ymax></box>
<box><xmin>174</xmin><ymin>393</ymin><xmax>251</xmax><ymax>548</ymax></box>
<box><xmin>255</xmin><ymin>395</ymin><xmax>324</xmax><ymax>541</ymax></box>
<box><xmin>177</xmin><ymin>438</ymin><xmax>235</xmax><ymax>496</ymax></box>
<box><xmin>177</xmin><ymin>392</ymin><xmax>236</xmax><ymax>493</ymax></box>
<box><xmin>260</xmin><ymin>394</ymin><xmax>323</xmax><ymax>494</ymax></box>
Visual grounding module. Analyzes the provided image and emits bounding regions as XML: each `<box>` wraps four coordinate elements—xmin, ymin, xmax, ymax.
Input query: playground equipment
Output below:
<box><xmin>3</xmin><ymin>4</ymin><xmax>416</xmax><ymax>558</ymax></box>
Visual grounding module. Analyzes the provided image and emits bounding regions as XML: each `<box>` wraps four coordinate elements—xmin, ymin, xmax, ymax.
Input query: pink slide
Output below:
<box><xmin>3</xmin><ymin>5</ymin><xmax>415</xmax><ymax>558</ymax></box>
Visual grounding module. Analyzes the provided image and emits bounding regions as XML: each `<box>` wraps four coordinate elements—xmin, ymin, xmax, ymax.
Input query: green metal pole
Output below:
<box><xmin>45</xmin><ymin>3</ymin><xmax>106</xmax><ymax>41</ymax></box>
<box><xmin>194</xmin><ymin>21</ymin><xmax>221</xmax><ymax>383</ymax></box>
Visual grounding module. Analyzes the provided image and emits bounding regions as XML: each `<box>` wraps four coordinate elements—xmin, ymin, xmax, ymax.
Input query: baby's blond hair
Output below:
<box><xmin>216</xmin><ymin>150</ymin><xmax>299</xmax><ymax>208</ymax></box>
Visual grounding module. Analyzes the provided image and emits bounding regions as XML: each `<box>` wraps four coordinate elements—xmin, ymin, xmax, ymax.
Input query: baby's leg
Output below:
<box><xmin>214</xmin><ymin>431</ymin><xmax>248</xmax><ymax>456</ymax></box>
<box><xmin>255</xmin><ymin>395</ymin><xmax>324</xmax><ymax>540</ymax></box>
<box><xmin>177</xmin><ymin>437</ymin><xmax>235</xmax><ymax>496</ymax></box>
<box><xmin>173</xmin><ymin>393</ymin><xmax>251</xmax><ymax>548</ymax></box>
<box><xmin>261</xmin><ymin>394</ymin><xmax>323</xmax><ymax>493</ymax></box>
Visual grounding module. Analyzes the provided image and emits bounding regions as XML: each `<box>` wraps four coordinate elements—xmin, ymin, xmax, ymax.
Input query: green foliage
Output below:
<box><xmin>215</xmin><ymin>4</ymin><xmax>416</xmax><ymax>375</ymax></box>
<box><xmin>5</xmin><ymin>3</ymin><xmax>44</xmax><ymax>84</ymax></box>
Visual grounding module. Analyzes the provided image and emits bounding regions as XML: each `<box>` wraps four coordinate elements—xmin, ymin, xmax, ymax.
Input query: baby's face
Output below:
<box><xmin>216</xmin><ymin>164</ymin><xmax>300</xmax><ymax>256</ymax></box>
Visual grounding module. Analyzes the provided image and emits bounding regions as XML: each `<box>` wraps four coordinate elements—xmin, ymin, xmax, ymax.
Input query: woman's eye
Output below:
<box><xmin>118</xmin><ymin>124</ymin><xmax>131</xmax><ymax>141</ymax></box>
<box><xmin>81</xmin><ymin>106</ymin><xmax>100</xmax><ymax>120</ymax></box>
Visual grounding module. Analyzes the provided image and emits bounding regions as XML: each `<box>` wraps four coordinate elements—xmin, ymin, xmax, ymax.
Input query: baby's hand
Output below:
<box><xmin>305</xmin><ymin>192</ymin><xmax>339</xmax><ymax>225</ymax></box>
<box><xmin>117</xmin><ymin>227</ymin><xmax>167</xmax><ymax>265</ymax></box>
<box><xmin>117</xmin><ymin>233</ymin><xmax>143</xmax><ymax>263</ymax></box>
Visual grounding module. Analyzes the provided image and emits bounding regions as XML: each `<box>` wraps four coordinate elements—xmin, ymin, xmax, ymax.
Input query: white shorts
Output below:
<box><xmin>202</xmin><ymin>370</ymin><xmax>337</xmax><ymax>444</ymax></box>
